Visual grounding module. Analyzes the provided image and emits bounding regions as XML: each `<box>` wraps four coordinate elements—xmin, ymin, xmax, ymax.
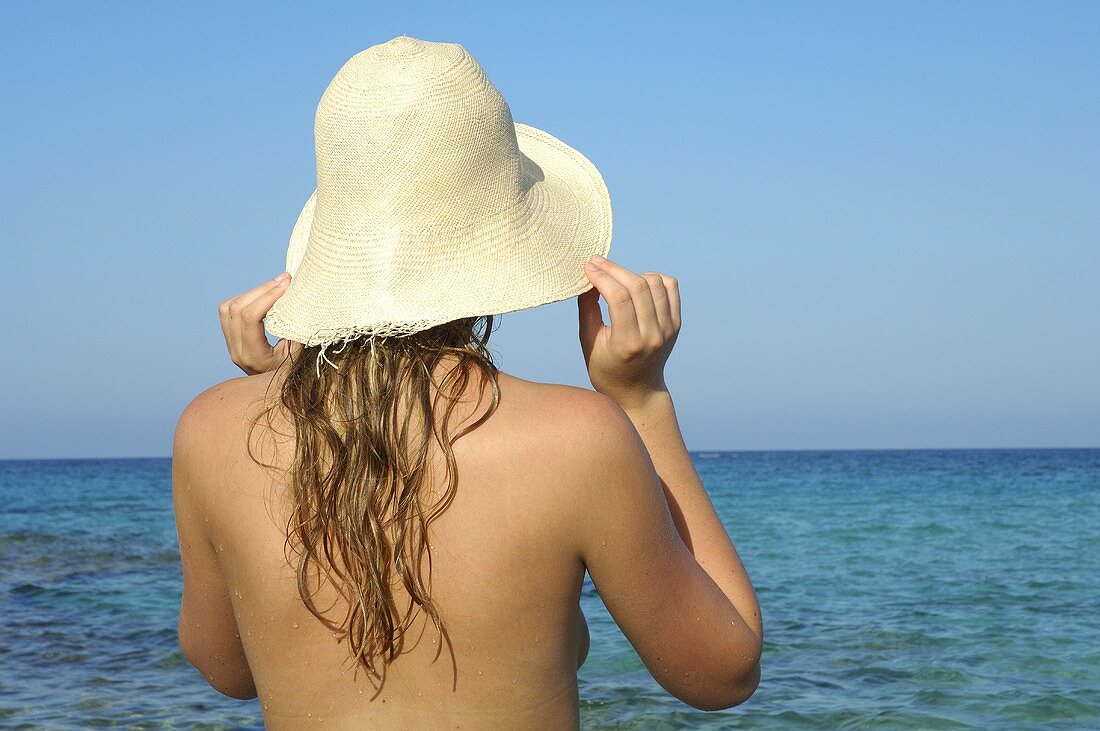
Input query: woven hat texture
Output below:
<box><xmin>264</xmin><ymin>35</ymin><xmax>613</xmax><ymax>347</ymax></box>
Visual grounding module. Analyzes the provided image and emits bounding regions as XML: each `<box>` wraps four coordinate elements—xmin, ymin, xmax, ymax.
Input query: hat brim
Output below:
<box><xmin>264</xmin><ymin>122</ymin><xmax>612</xmax><ymax>346</ymax></box>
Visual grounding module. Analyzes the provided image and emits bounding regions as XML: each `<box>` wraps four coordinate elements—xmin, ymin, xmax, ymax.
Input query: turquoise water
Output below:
<box><xmin>2</xmin><ymin>450</ymin><xmax>1098</xmax><ymax>729</ymax></box>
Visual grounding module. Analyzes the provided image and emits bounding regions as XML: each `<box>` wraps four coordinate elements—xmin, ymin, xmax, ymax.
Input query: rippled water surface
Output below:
<box><xmin>2</xmin><ymin>450</ymin><xmax>1098</xmax><ymax>728</ymax></box>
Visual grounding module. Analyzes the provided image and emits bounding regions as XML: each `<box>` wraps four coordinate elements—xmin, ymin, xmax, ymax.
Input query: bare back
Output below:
<box><xmin>186</xmin><ymin>255</ymin><xmax>762</xmax><ymax>726</ymax></box>
<box><xmin>179</xmin><ymin>367</ymin><xmax>598</xmax><ymax>729</ymax></box>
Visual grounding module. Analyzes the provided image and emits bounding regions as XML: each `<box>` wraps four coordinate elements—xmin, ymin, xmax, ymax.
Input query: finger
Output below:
<box><xmin>590</xmin><ymin>257</ymin><xmax>661</xmax><ymax>348</ymax></box>
<box><xmin>219</xmin><ymin>274</ymin><xmax>288</xmax><ymax>353</ymax></box>
<box><xmin>219</xmin><ymin>274</ymin><xmax>291</xmax><ymax>373</ymax></box>
<box><xmin>234</xmin><ymin>277</ymin><xmax>292</xmax><ymax>365</ymax></box>
<box><xmin>642</xmin><ymin>272</ymin><xmax>674</xmax><ymax>337</ymax></box>
<box><xmin>227</xmin><ymin>273</ymin><xmax>291</xmax><ymax>315</ymax></box>
<box><xmin>218</xmin><ymin>298</ymin><xmax>235</xmax><ymax>351</ymax></box>
<box><xmin>584</xmin><ymin>260</ymin><xmax>640</xmax><ymax>341</ymax></box>
<box><xmin>239</xmin><ymin>274</ymin><xmax>291</xmax><ymax>326</ymax></box>
<box><xmin>661</xmin><ymin>274</ymin><xmax>681</xmax><ymax>331</ymax></box>
<box><xmin>577</xmin><ymin>287</ymin><xmax>604</xmax><ymax>363</ymax></box>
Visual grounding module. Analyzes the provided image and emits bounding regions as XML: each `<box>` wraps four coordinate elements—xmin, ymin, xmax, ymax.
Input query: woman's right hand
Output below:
<box><xmin>577</xmin><ymin>255</ymin><xmax>681</xmax><ymax>411</ymax></box>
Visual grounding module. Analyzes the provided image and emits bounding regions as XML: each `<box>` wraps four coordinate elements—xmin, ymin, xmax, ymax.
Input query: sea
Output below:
<box><xmin>1</xmin><ymin>449</ymin><xmax>1098</xmax><ymax>729</ymax></box>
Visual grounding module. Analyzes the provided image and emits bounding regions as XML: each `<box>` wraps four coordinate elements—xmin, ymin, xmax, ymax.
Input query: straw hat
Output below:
<box><xmin>264</xmin><ymin>35</ymin><xmax>613</xmax><ymax>347</ymax></box>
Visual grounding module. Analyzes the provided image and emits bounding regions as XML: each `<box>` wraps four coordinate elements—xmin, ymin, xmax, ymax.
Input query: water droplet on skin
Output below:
<box><xmin>292</xmin><ymin>622</ymin><xmax>299</xmax><ymax>628</ymax></box>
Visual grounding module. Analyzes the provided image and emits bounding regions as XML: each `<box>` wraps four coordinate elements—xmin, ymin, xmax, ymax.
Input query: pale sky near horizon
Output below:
<box><xmin>2</xmin><ymin>2</ymin><xmax>1097</xmax><ymax>459</ymax></box>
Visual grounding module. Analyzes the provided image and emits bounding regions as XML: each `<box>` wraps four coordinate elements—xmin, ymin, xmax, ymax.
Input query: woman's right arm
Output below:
<box><xmin>617</xmin><ymin>389</ymin><xmax>763</xmax><ymax>649</ymax></box>
<box><xmin>571</xmin><ymin>255</ymin><xmax>762</xmax><ymax>710</ymax></box>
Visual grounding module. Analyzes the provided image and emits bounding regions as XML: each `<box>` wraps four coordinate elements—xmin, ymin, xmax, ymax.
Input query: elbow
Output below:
<box><xmin>683</xmin><ymin>637</ymin><xmax>763</xmax><ymax>711</ymax></box>
<box><xmin>716</xmin><ymin>623</ymin><xmax>764</xmax><ymax>708</ymax></box>
<box><xmin>682</xmin><ymin>659</ymin><xmax>760</xmax><ymax>711</ymax></box>
<box><xmin>722</xmin><ymin>631</ymin><xmax>764</xmax><ymax>707</ymax></box>
<box><xmin>701</xmin><ymin>660</ymin><xmax>761</xmax><ymax>711</ymax></box>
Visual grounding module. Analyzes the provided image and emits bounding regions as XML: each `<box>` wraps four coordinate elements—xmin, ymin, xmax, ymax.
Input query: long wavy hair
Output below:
<box><xmin>247</xmin><ymin>315</ymin><xmax>500</xmax><ymax>695</ymax></box>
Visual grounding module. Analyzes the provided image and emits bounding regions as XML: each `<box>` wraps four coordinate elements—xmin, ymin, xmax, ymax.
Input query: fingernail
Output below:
<box><xmin>585</xmin><ymin>262</ymin><xmax>599</xmax><ymax>270</ymax></box>
<box><xmin>275</xmin><ymin>272</ymin><xmax>290</xmax><ymax>285</ymax></box>
<box><xmin>591</xmin><ymin>254</ymin><xmax>606</xmax><ymax>262</ymax></box>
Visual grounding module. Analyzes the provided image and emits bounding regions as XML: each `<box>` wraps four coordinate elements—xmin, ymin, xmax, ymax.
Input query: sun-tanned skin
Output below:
<box><xmin>173</xmin><ymin>255</ymin><xmax>762</xmax><ymax>729</ymax></box>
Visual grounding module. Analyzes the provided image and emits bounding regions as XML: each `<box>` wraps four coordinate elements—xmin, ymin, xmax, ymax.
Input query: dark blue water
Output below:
<box><xmin>2</xmin><ymin>450</ymin><xmax>1098</xmax><ymax>729</ymax></box>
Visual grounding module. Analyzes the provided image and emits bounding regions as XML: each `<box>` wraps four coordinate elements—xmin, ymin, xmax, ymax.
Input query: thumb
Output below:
<box><xmin>577</xmin><ymin>286</ymin><xmax>604</xmax><ymax>363</ymax></box>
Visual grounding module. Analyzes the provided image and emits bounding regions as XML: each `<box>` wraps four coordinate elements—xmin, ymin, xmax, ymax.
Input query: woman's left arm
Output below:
<box><xmin>172</xmin><ymin>389</ymin><xmax>258</xmax><ymax>700</ymax></box>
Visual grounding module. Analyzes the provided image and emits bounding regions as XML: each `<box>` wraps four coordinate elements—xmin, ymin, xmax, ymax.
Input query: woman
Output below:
<box><xmin>173</xmin><ymin>36</ymin><xmax>761</xmax><ymax>729</ymax></box>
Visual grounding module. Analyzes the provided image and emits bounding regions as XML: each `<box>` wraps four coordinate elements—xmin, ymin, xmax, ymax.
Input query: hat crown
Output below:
<box><xmin>311</xmin><ymin>36</ymin><xmax>527</xmax><ymax>242</ymax></box>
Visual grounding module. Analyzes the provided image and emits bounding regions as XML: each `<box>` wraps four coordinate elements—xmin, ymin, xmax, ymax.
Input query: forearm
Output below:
<box><xmin>621</xmin><ymin>390</ymin><xmax>763</xmax><ymax>643</ymax></box>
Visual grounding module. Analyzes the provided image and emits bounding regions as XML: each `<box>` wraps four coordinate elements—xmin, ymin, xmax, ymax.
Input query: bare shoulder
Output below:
<box><xmin>494</xmin><ymin>371</ymin><xmax>637</xmax><ymax>447</ymax></box>
<box><xmin>490</xmin><ymin>373</ymin><xmax>660</xmax><ymax>554</ymax></box>
<box><xmin>182</xmin><ymin>370</ymin><xmax>277</xmax><ymax>415</ymax></box>
<box><xmin>492</xmin><ymin>372</ymin><xmax>652</xmax><ymax>492</ymax></box>
<box><xmin>174</xmin><ymin>372</ymin><xmax>279</xmax><ymax>461</ymax></box>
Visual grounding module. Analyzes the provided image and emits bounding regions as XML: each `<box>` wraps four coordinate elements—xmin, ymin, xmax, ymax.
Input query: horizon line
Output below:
<box><xmin>1</xmin><ymin>445</ymin><xmax>1098</xmax><ymax>462</ymax></box>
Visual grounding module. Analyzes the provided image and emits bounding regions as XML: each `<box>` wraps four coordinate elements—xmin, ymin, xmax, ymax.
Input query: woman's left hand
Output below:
<box><xmin>218</xmin><ymin>273</ymin><xmax>297</xmax><ymax>375</ymax></box>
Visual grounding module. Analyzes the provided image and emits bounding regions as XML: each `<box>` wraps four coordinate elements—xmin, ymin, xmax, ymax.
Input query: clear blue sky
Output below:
<box><xmin>2</xmin><ymin>2</ymin><xmax>1097</xmax><ymax>458</ymax></box>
